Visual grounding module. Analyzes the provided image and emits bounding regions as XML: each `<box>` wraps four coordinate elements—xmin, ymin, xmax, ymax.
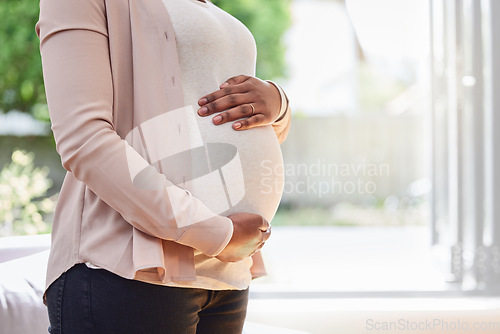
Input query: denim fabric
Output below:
<box><xmin>45</xmin><ymin>264</ymin><xmax>249</xmax><ymax>334</ymax></box>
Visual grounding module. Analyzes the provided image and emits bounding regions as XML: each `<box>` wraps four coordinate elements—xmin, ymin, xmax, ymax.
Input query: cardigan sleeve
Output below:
<box><xmin>35</xmin><ymin>0</ymin><xmax>233</xmax><ymax>257</ymax></box>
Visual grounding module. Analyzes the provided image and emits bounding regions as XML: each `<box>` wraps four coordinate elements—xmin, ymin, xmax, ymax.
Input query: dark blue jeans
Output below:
<box><xmin>45</xmin><ymin>263</ymin><xmax>249</xmax><ymax>334</ymax></box>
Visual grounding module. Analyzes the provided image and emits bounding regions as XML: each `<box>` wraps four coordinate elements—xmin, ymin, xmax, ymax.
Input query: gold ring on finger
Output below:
<box><xmin>249</xmin><ymin>103</ymin><xmax>255</xmax><ymax>115</ymax></box>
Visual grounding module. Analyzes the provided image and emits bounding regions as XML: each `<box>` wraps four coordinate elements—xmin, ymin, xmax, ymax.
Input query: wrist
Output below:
<box><xmin>266</xmin><ymin>80</ymin><xmax>289</xmax><ymax>123</ymax></box>
<box><xmin>211</xmin><ymin>217</ymin><xmax>234</xmax><ymax>257</ymax></box>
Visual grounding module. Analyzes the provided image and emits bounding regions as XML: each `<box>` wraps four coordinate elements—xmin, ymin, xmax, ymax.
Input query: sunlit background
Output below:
<box><xmin>2</xmin><ymin>0</ymin><xmax>500</xmax><ymax>333</ymax></box>
<box><xmin>0</xmin><ymin>0</ymin><xmax>433</xmax><ymax>289</ymax></box>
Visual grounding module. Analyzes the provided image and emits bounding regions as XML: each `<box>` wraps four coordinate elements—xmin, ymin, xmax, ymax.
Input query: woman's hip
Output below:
<box><xmin>45</xmin><ymin>263</ymin><xmax>249</xmax><ymax>334</ymax></box>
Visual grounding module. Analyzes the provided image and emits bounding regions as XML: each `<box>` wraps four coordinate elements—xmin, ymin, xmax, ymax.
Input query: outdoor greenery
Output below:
<box><xmin>0</xmin><ymin>0</ymin><xmax>291</xmax><ymax>118</ymax></box>
<box><xmin>0</xmin><ymin>0</ymin><xmax>45</xmax><ymax>117</ymax></box>
<box><xmin>0</xmin><ymin>149</ymin><xmax>56</xmax><ymax>236</ymax></box>
<box><xmin>212</xmin><ymin>0</ymin><xmax>292</xmax><ymax>80</ymax></box>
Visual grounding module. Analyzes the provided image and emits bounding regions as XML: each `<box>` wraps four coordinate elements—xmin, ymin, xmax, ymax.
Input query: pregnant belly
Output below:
<box><xmin>191</xmin><ymin>114</ymin><xmax>284</xmax><ymax>222</ymax></box>
<box><xmin>126</xmin><ymin>105</ymin><xmax>284</xmax><ymax>223</ymax></box>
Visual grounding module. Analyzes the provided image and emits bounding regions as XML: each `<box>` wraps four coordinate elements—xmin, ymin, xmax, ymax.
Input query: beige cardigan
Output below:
<box><xmin>35</xmin><ymin>0</ymin><xmax>291</xmax><ymax>292</ymax></box>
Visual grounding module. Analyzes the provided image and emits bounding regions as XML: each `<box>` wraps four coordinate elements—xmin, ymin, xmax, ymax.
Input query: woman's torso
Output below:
<box><xmin>147</xmin><ymin>0</ymin><xmax>284</xmax><ymax>290</ymax></box>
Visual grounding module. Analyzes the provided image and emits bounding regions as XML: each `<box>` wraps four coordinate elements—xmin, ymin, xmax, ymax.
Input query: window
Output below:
<box><xmin>430</xmin><ymin>0</ymin><xmax>500</xmax><ymax>293</ymax></box>
<box><xmin>252</xmin><ymin>0</ymin><xmax>500</xmax><ymax>297</ymax></box>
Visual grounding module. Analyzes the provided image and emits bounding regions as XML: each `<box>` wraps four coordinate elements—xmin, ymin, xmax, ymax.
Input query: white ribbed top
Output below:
<box><xmin>151</xmin><ymin>0</ymin><xmax>285</xmax><ymax>290</ymax></box>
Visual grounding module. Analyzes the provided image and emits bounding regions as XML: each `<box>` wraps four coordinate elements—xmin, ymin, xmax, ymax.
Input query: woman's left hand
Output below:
<box><xmin>197</xmin><ymin>75</ymin><xmax>281</xmax><ymax>130</ymax></box>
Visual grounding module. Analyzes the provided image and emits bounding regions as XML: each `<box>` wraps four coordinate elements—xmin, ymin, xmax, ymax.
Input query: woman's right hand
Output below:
<box><xmin>216</xmin><ymin>212</ymin><xmax>271</xmax><ymax>262</ymax></box>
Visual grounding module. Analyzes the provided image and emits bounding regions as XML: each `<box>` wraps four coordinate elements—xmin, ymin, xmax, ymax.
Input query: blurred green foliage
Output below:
<box><xmin>0</xmin><ymin>0</ymin><xmax>46</xmax><ymax>117</ymax></box>
<box><xmin>0</xmin><ymin>0</ymin><xmax>290</xmax><ymax>117</ymax></box>
<box><xmin>212</xmin><ymin>0</ymin><xmax>291</xmax><ymax>79</ymax></box>
<box><xmin>0</xmin><ymin>149</ymin><xmax>56</xmax><ymax>236</ymax></box>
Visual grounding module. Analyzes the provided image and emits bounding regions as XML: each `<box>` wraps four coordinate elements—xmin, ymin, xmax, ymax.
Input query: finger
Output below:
<box><xmin>212</xmin><ymin>103</ymin><xmax>257</xmax><ymax>125</ymax></box>
<box><xmin>232</xmin><ymin>113</ymin><xmax>267</xmax><ymax>130</ymax></box>
<box><xmin>259</xmin><ymin>219</ymin><xmax>270</xmax><ymax>231</ymax></box>
<box><xmin>259</xmin><ymin>219</ymin><xmax>271</xmax><ymax>232</ymax></box>
<box><xmin>261</xmin><ymin>229</ymin><xmax>271</xmax><ymax>242</ymax></box>
<box><xmin>255</xmin><ymin>242</ymin><xmax>266</xmax><ymax>252</ymax></box>
<box><xmin>198</xmin><ymin>76</ymin><xmax>251</xmax><ymax>107</ymax></box>
<box><xmin>198</xmin><ymin>84</ymin><xmax>249</xmax><ymax>111</ymax></box>
<box><xmin>251</xmin><ymin>242</ymin><xmax>266</xmax><ymax>257</ymax></box>
<box><xmin>220</xmin><ymin>75</ymin><xmax>251</xmax><ymax>89</ymax></box>
<box><xmin>198</xmin><ymin>93</ymin><xmax>247</xmax><ymax>117</ymax></box>
<box><xmin>199</xmin><ymin>77</ymin><xmax>254</xmax><ymax>108</ymax></box>
<box><xmin>199</xmin><ymin>85</ymin><xmax>239</xmax><ymax>107</ymax></box>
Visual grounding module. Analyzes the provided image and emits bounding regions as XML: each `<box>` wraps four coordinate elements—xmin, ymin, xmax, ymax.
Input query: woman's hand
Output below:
<box><xmin>197</xmin><ymin>75</ymin><xmax>282</xmax><ymax>131</ymax></box>
<box><xmin>216</xmin><ymin>212</ymin><xmax>272</xmax><ymax>262</ymax></box>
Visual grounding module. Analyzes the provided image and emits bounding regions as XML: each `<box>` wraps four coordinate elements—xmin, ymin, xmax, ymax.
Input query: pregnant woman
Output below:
<box><xmin>35</xmin><ymin>0</ymin><xmax>291</xmax><ymax>333</ymax></box>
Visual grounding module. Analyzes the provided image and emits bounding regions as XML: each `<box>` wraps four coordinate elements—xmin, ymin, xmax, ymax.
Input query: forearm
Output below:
<box><xmin>36</xmin><ymin>0</ymin><xmax>233</xmax><ymax>257</ymax></box>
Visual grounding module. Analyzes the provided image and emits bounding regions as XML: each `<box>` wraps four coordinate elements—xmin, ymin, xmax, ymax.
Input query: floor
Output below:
<box><xmin>246</xmin><ymin>297</ymin><xmax>500</xmax><ymax>334</ymax></box>
<box><xmin>251</xmin><ymin>225</ymin><xmax>447</xmax><ymax>294</ymax></box>
<box><xmin>246</xmin><ymin>226</ymin><xmax>500</xmax><ymax>333</ymax></box>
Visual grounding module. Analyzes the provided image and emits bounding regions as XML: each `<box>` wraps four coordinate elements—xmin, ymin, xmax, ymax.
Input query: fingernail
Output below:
<box><xmin>213</xmin><ymin>115</ymin><xmax>222</xmax><ymax>124</ymax></box>
<box><xmin>220</xmin><ymin>82</ymin><xmax>229</xmax><ymax>88</ymax></box>
<box><xmin>198</xmin><ymin>98</ymin><xmax>208</xmax><ymax>106</ymax></box>
<box><xmin>233</xmin><ymin>122</ymin><xmax>241</xmax><ymax>129</ymax></box>
<box><xmin>198</xmin><ymin>107</ymin><xmax>208</xmax><ymax>116</ymax></box>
